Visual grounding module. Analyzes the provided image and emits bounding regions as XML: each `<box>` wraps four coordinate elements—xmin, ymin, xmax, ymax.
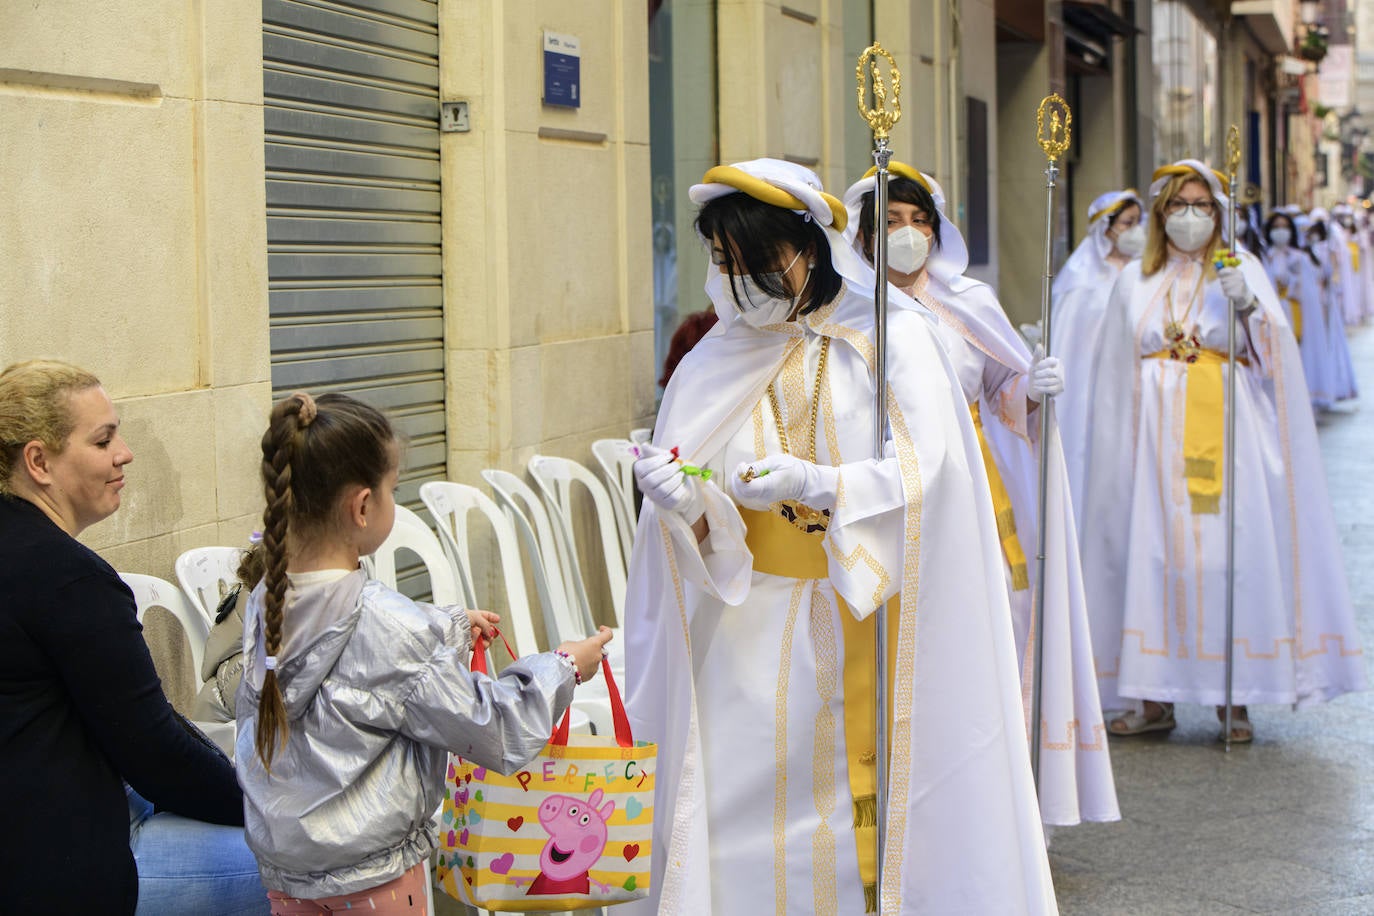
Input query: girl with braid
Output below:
<box><xmin>236</xmin><ymin>391</ymin><xmax>612</xmax><ymax>915</ymax></box>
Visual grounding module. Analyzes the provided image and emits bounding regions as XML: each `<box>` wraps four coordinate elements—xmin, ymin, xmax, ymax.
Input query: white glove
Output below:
<box><xmin>1217</xmin><ymin>266</ymin><xmax>1253</xmax><ymax>305</ymax></box>
<box><xmin>730</xmin><ymin>454</ymin><xmax>840</xmax><ymax>512</ymax></box>
<box><xmin>1027</xmin><ymin>346</ymin><xmax>1064</xmax><ymax>402</ymax></box>
<box><xmin>633</xmin><ymin>444</ymin><xmax>704</xmax><ymax>523</ymax></box>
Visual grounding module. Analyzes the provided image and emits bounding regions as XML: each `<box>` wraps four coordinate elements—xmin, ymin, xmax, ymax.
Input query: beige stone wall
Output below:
<box><xmin>716</xmin><ymin>0</ymin><xmax>873</xmax><ymax>198</ymax></box>
<box><xmin>1</xmin><ymin>2</ymin><xmax>270</xmax><ymax>554</ymax></box>
<box><xmin>1</xmin><ymin>1</ymin><xmax>270</xmax><ymax>703</ymax></box>
<box><xmin>438</xmin><ymin>1</ymin><xmax>653</xmax><ymax>639</ymax></box>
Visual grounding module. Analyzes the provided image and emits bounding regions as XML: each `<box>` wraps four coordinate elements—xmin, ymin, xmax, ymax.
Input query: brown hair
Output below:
<box><xmin>856</xmin><ymin>176</ymin><xmax>943</xmax><ymax>263</ymax></box>
<box><xmin>254</xmin><ymin>391</ymin><xmax>396</xmax><ymax>769</ymax></box>
<box><xmin>0</xmin><ymin>360</ymin><xmax>102</xmax><ymax>495</ymax></box>
<box><xmin>1143</xmin><ymin>174</ymin><xmax>1222</xmax><ymax>277</ymax></box>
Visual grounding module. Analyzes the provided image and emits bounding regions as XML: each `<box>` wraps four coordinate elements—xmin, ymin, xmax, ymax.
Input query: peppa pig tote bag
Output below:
<box><xmin>437</xmin><ymin>634</ymin><xmax>654</xmax><ymax>911</ymax></box>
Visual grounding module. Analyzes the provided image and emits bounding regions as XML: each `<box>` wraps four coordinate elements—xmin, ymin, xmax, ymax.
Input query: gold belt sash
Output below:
<box><xmin>1143</xmin><ymin>348</ymin><xmax>1249</xmax><ymax>514</ymax></box>
<box><xmin>1349</xmin><ymin>241</ymin><xmax>1361</xmax><ymax>273</ymax></box>
<box><xmin>969</xmin><ymin>402</ymin><xmax>1029</xmax><ymax>591</ymax></box>
<box><xmin>1277</xmin><ymin>282</ymin><xmax>1303</xmax><ymax>342</ymax></box>
<box><xmin>740</xmin><ymin>506</ymin><xmax>895</xmax><ymax>913</ymax></box>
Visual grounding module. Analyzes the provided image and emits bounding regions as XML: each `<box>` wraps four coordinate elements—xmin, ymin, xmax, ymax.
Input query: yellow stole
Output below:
<box><xmin>1144</xmin><ymin>348</ymin><xmax>1249</xmax><ymax>513</ymax></box>
<box><xmin>740</xmin><ymin>506</ymin><xmax>895</xmax><ymax>914</ymax></box>
<box><xmin>1348</xmin><ymin>241</ymin><xmax>1361</xmax><ymax>273</ymax></box>
<box><xmin>1277</xmin><ymin>281</ymin><xmax>1302</xmax><ymax>342</ymax></box>
<box><xmin>969</xmin><ymin>402</ymin><xmax>1030</xmax><ymax>590</ymax></box>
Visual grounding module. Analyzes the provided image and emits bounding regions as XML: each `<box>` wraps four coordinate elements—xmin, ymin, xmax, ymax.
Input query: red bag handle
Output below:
<box><xmin>471</xmin><ymin>629</ymin><xmax>634</xmax><ymax>750</ymax></box>
<box><xmin>470</xmin><ymin>627</ymin><xmax>518</xmax><ymax>675</ymax></box>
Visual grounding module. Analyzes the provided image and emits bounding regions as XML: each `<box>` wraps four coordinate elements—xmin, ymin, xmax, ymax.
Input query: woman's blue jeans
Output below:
<box><xmin>128</xmin><ymin>788</ymin><xmax>268</xmax><ymax>915</ymax></box>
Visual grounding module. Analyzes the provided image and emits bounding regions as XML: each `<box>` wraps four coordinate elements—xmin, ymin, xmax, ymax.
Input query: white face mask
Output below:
<box><xmin>1114</xmin><ymin>224</ymin><xmax>1146</xmax><ymax>258</ymax></box>
<box><xmin>1270</xmin><ymin>228</ymin><xmax>1292</xmax><ymax>248</ymax></box>
<box><xmin>1164</xmin><ymin>209</ymin><xmax>1215</xmax><ymax>253</ymax></box>
<box><xmin>727</xmin><ymin>249</ymin><xmax>811</xmax><ymax>328</ymax></box>
<box><xmin>884</xmin><ymin>225</ymin><xmax>930</xmax><ymax>275</ymax></box>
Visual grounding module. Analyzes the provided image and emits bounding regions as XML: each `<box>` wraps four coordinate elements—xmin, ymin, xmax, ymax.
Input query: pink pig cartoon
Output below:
<box><xmin>512</xmin><ymin>789</ymin><xmax>615</xmax><ymax>896</ymax></box>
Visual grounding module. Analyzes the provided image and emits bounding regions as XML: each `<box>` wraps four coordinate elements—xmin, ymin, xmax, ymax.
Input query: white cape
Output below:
<box><xmin>912</xmin><ymin>273</ymin><xmax>1119</xmax><ymax>827</ymax></box>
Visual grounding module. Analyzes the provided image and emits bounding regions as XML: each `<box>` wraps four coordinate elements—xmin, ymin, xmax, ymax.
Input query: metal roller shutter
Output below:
<box><xmin>263</xmin><ymin>0</ymin><xmax>445</xmax><ymax>517</ymax></box>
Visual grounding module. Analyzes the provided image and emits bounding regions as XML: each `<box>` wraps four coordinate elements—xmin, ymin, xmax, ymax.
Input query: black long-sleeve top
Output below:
<box><xmin>0</xmin><ymin>495</ymin><xmax>245</xmax><ymax>914</ymax></box>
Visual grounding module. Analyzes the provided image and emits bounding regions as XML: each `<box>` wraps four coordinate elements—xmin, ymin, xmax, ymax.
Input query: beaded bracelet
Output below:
<box><xmin>554</xmin><ymin>649</ymin><xmax>582</xmax><ymax>685</ymax></box>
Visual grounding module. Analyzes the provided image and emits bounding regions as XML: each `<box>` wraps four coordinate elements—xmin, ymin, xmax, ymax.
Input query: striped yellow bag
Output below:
<box><xmin>436</xmin><ymin>641</ymin><xmax>654</xmax><ymax>912</ymax></box>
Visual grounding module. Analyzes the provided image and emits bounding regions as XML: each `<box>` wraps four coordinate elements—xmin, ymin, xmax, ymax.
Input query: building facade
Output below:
<box><xmin>1</xmin><ymin>0</ymin><xmax>1343</xmax><ymax>621</ymax></box>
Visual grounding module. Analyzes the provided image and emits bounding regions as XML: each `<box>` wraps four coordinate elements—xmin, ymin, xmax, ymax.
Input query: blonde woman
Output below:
<box><xmin>1080</xmin><ymin>161</ymin><xmax>1367</xmax><ymax>743</ymax></box>
<box><xmin>0</xmin><ymin>360</ymin><xmax>266</xmax><ymax>915</ymax></box>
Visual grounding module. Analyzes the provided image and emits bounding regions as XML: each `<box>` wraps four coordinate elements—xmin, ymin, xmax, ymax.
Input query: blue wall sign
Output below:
<box><xmin>543</xmin><ymin>31</ymin><xmax>581</xmax><ymax>109</ymax></box>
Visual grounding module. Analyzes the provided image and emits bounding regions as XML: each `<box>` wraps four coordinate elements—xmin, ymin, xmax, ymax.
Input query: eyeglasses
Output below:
<box><xmin>1164</xmin><ymin>199</ymin><xmax>1217</xmax><ymax>218</ymax></box>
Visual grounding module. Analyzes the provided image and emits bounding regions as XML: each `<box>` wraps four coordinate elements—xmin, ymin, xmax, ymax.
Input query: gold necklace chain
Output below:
<box><xmin>765</xmin><ymin>335</ymin><xmax>830</xmax><ymax>462</ymax></box>
<box><xmin>1164</xmin><ymin>264</ymin><xmax>1206</xmax><ymax>329</ymax></box>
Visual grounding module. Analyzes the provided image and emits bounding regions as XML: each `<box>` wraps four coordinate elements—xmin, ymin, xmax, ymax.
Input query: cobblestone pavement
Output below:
<box><xmin>1051</xmin><ymin>325</ymin><xmax>1374</xmax><ymax>915</ymax></box>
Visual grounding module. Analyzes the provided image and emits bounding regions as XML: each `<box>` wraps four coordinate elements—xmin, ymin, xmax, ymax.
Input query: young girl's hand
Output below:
<box><xmin>466</xmin><ymin>609</ymin><xmax>500</xmax><ymax>641</ymax></box>
<box><xmin>556</xmin><ymin>626</ymin><xmax>614</xmax><ymax>684</ymax></box>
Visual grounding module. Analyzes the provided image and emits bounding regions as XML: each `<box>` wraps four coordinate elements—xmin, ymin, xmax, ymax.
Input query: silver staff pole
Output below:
<box><xmin>856</xmin><ymin>42</ymin><xmax>900</xmax><ymax>912</ymax></box>
<box><xmin>1029</xmin><ymin>94</ymin><xmax>1072</xmax><ymax>784</ymax></box>
<box><xmin>1223</xmin><ymin>125</ymin><xmax>1242</xmax><ymax>752</ymax></box>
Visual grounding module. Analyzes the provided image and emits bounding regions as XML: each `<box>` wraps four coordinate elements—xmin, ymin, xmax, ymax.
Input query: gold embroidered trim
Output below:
<box><xmin>810</xmin><ymin>590</ymin><xmax>839</xmax><ymax>915</ymax></box>
<box><xmin>880</xmin><ymin>391</ymin><xmax>923</xmax><ymax>911</ymax></box>
<box><xmin>773</xmin><ymin>580</ymin><xmax>805</xmax><ymax>914</ymax></box>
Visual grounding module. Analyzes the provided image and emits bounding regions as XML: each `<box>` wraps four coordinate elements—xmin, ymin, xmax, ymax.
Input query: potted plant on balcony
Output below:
<box><xmin>1300</xmin><ymin>27</ymin><xmax>1329</xmax><ymax>64</ymax></box>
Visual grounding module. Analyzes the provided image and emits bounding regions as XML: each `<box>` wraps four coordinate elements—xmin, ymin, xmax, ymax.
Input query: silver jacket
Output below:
<box><xmin>236</xmin><ymin>571</ymin><xmax>574</xmax><ymax>898</ymax></box>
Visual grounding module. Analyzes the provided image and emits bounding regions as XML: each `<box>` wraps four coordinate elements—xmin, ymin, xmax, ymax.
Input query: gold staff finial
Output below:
<box><xmin>1036</xmin><ymin>93</ymin><xmax>1072</xmax><ymax>164</ymax></box>
<box><xmin>1225</xmin><ymin>124</ymin><xmax>1241</xmax><ymax>177</ymax></box>
<box><xmin>856</xmin><ymin>43</ymin><xmax>902</xmax><ymax>140</ymax></box>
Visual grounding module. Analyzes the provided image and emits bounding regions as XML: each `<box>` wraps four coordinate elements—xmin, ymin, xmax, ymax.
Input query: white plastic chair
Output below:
<box><xmin>629</xmin><ymin>427</ymin><xmax>652</xmax><ymax>445</ymax></box>
<box><xmin>527</xmin><ymin>455</ymin><xmax>628</xmax><ymax>630</ymax></box>
<box><xmin>482</xmin><ymin>470</ymin><xmax>620</xmax><ymax>736</ymax></box>
<box><xmin>590</xmin><ymin>438</ymin><xmax>638</xmax><ymax>566</ymax></box>
<box><xmin>420</xmin><ymin>482</ymin><xmax>542</xmax><ymax>659</ymax></box>
<box><xmin>119</xmin><ymin>572</ymin><xmax>237</xmax><ymax>755</ymax></box>
<box><xmin>367</xmin><ymin>505</ymin><xmax>463</xmax><ymax>607</ymax></box>
<box><xmin>175</xmin><ymin>546</ymin><xmax>246</xmax><ymax>627</ymax></box>
<box><xmin>421</xmin><ymin>481</ymin><xmax>601</xmax><ymax>739</ymax></box>
<box><xmin>482</xmin><ymin>470</ymin><xmax>594</xmax><ymax>639</ymax></box>
<box><xmin>120</xmin><ymin>573</ymin><xmax>211</xmax><ymax>677</ymax></box>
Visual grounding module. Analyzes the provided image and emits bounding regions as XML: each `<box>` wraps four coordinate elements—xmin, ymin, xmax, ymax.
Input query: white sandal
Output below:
<box><xmin>1108</xmin><ymin>703</ymin><xmax>1176</xmax><ymax>736</ymax></box>
<box><xmin>1217</xmin><ymin>707</ymin><xmax>1254</xmax><ymax>744</ymax></box>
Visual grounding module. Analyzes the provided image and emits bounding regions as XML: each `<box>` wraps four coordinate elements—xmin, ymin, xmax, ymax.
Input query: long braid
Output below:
<box><xmin>254</xmin><ymin>395</ymin><xmax>310</xmax><ymax>770</ymax></box>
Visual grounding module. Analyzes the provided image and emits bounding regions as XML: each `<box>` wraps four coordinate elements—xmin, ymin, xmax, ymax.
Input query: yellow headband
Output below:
<box><xmin>1088</xmin><ymin>190</ymin><xmax>1141</xmax><ymax>225</ymax></box>
<box><xmin>1151</xmin><ymin>164</ymin><xmax>1230</xmax><ymax>196</ymax></box>
<box><xmin>861</xmin><ymin>160</ymin><xmax>933</xmax><ymax>193</ymax></box>
<box><xmin>699</xmin><ymin>165</ymin><xmax>849</xmax><ymax>232</ymax></box>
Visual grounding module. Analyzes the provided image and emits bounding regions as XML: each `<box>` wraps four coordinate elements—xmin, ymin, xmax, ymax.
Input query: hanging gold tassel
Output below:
<box><xmin>863</xmin><ymin>882</ymin><xmax>879</xmax><ymax>913</ymax></box>
<box><xmin>852</xmin><ymin>793</ymin><xmax>878</xmax><ymax>827</ymax></box>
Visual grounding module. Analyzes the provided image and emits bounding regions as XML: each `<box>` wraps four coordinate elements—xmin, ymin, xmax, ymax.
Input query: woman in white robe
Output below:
<box><xmin>1332</xmin><ymin>204</ymin><xmax>1370</xmax><ymax>326</ymax></box>
<box><xmin>1081</xmin><ymin>160</ymin><xmax>1367</xmax><ymax>743</ymax></box>
<box><xmin>624</xmin><ymin>158</ymin><xmax>1055</xmax><ymax>915</ymax></box>
<box><xmin>1359</xmin><ymin>213</ymin><xmax>1374</xmax><ymax>324</ymax></box>
<box><xmin>841</xmin><ymin>163</ymin><xmax>1118</xmax><ymax>829</ymax></box>
<box><xmin>1051</xmin><ymin>190</ymin><xmax>1145</xmax><ymax>521</ymax></box>
<box><xmin>1259</xmin><ymin>211</ymin><xmax>1335</xmax><ymax>408</ymax></box>
<box><xmin>1304</xmin><ymin>215</ymin><xmax>1360</xmax><ymax>403</ymax></box>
